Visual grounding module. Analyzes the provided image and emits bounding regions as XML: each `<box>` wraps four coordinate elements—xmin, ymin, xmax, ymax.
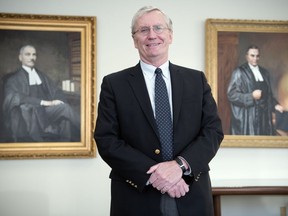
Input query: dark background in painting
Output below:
<box><xmin>217</xmin><ymin>32</ymin><xmax>288</xmax><ymax>135</ymax></box>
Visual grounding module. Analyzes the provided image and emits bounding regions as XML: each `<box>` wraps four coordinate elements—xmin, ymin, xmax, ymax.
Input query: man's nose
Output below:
<box><xmin>147</xmin><ymin>31</ymin><xmax>157</xmax><ymax>38</ymax></box>
<box><xmin>148</xmin><ymin>27</ymin><xmax>158</xmax><ymax>36</ymax></box>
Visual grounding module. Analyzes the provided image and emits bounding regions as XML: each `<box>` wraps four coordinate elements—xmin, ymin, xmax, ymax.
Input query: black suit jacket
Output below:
<box><xmin>94</xmin><ymin>62</ymin><xmax>223</xmax><ymax>215</ymax></box>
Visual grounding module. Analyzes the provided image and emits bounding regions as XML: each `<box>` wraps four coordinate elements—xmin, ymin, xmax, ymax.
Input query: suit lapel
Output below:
<box><xmin>127</xmin><ymin>63</ymin><xmax>185</xmax><ymax>140</ymax></box>
<box><xmin>169</xmin><ymin>63</ymin><xmax>184</xmax><ymax>128</ymax></box>
<box><xmin>127</xmin><ymin>64</ymin><xmax>159</xmax><ymax>135</ymax></box>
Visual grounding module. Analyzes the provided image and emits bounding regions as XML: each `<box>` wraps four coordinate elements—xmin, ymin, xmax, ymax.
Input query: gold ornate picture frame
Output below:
<box><xmin>205</xmin><ymin>19</ymin><xmax>288</xmax><ymax>148</ymax></box>
<box><xmin>0</xmin><ymin>13</ymin><xmax>97</xmax><ymax>159</ymax></box>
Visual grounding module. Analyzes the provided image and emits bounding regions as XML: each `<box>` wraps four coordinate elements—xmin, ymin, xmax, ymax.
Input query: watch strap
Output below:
<box><xmin>175</xmin><ymin>157</ymin><xmax>186</xmax><ymax>173</ymax></box>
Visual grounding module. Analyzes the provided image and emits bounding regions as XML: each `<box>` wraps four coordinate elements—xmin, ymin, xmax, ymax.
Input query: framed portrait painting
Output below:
<box><xmin>205</xmin><ymin>19</ymin><xmax>288</xmax><ymax>148</ymax></box>
<box><xmin>0</xmin><ymin>13</ymin><xmax>96</xmax><ymax>159</ymax></box>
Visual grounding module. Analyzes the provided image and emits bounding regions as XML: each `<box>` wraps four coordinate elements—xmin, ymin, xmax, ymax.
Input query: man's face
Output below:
<box><xmin>246</xmin><ymin>48</ymin><xmax>260</xmax><ymax>66</ymax></box>
<box><xmin>19</xmin><ymin>46</ymin><xmax>37</xmax><ymax>68</ymax></box>
<box><xmin>132</xmin><ymin>10</ymin><xmax>173</xmax><ymax>65</ymax></box>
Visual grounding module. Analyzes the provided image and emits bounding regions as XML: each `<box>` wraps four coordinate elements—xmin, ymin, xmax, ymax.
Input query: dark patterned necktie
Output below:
<box><xmin>155</xmin><ymin>68</ymin><xmax>173</xmax><ymax>161</ymax></box>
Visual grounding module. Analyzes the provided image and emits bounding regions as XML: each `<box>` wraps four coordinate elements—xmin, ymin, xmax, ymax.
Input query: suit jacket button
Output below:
<box><xmin>154</xmin><ymin>149</ymin><xmax>161</xmax><ymax>155</ymax></box>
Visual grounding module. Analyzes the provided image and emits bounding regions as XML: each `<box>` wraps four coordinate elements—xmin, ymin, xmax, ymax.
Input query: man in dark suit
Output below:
<box><xmin>3</xmin><ymin>45</ymin><xmax>80</xmax><ymax>142</ymax></box>
<box><xmin>94</xmin><ymin>6</ymin><xmax>223</xmax><ymax>216</ymax></box>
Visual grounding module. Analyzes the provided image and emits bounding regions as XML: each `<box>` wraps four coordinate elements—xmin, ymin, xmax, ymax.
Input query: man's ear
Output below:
<box><xmin>133</xmin><ymin>37</ymin><xmax>138</xmax><ymax>49</ymax></box>
<box><xmin>168</xmin><ymin>31</ymin><xmax>173</xmax><ymax>45</ymax></box>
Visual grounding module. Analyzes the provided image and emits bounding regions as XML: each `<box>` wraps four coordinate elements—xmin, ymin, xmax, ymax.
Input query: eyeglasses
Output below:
<box><xmin>133</xmin><ymin>25</ymin><xmax>170</xmax><ymax>36</ymax></box>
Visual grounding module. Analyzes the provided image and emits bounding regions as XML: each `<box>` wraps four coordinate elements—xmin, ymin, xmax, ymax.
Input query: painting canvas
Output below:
<box><xmin>0</xmin><ymin>13</ymin><xmax>96</xmax><ymax>159</ymax></box>
<box><xmin>205</xmin><ymin>19</ymin><xmax>288</xmax><ymax>147</ymax></box>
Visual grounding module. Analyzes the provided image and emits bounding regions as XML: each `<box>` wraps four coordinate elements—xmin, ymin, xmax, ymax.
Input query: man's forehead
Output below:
<box><xmin>248</xmin><ymin>49</ymin><xmax>259</xmax><ymax>54</ymax></box>
<box><xmin>137</xmin><ymin>11</ymin><xmax>165</xmax><ymax>25</ymax></box>
<box><xmin>23</xmin><ymin>47</ymin><xmax>36</xmax><ymax>53</ymax></box>
<box><xmin>24</xmin><ymin>46</ymin><xmax>35</xmax><ymax>51</ymax></box>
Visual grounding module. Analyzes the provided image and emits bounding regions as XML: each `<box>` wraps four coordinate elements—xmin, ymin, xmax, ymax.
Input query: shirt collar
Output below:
<box><xmin>22</xmin><ymin>65</ymin><xmax>33</xmax><ymax>73</ymax></box>
<box><xmin>140</xmin><ymin>60</ymin><xmax>170</xmax><ymax>79</ymax></box>
<box><xmin>248</xmin><ymin>63</ymin><xmax>263</xmax><ymax>81</ymax></box>
<box><xmin>22</xmin><ymin>65</ymin><xmax>42</xmax><ymax>85</ymax></box>
<box><xmin>248</xmin><ymin>63</ymin><xmax>259</xmax><ymax>71</ymax></box>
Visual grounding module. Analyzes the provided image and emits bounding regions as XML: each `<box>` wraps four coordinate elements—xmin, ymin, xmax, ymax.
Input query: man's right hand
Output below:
<box><xmin>166</xmin><ymin>178</ymin><xmax>189</xmax><ymax>198</ymax></box>
<box><xmin>252</xmin><ymin>89</ymin><xmax>262</xmax><ymax>100</ymax></box>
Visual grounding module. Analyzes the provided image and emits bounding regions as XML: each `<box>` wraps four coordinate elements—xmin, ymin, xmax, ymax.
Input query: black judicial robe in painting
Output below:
<box><xmin>227</xmin><ymin>63</ymin><xmax>277</xmax><ymax>135</ymax></box>
<box><xmin>3</xmin><ymin>67</ymin><xmax>79</xmax><ymax>142</ymax></box>
<box><xmin>94</xmin><ymin>62</ymin><xmax>224</xmax><ymax>216</ymax></box>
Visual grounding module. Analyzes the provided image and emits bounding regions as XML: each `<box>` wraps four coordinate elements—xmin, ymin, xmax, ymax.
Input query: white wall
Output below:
<box><xmin>0</xmin><ymin>0</ymin><xmax>288</xmax><ymax>215</ymax></box>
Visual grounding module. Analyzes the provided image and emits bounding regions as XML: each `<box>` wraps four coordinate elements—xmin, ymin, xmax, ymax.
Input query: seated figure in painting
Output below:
<box><xmin>2</xmin><ymin>45</ymin><xmax>80</xmax><ymax>142</ymax></box>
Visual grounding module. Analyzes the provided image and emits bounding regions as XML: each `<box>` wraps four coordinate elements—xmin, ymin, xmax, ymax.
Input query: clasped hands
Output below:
<box><xmin>146</xmin><ymin>161</ymin><xmax>189</xmax><ymax>198</ymax></box>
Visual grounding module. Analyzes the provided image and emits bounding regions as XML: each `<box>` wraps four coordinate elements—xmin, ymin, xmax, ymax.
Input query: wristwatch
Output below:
<box><xmin>175</xmin><ymin>157</ymin><xmax>186</xmax><ymax>173</ymax></box>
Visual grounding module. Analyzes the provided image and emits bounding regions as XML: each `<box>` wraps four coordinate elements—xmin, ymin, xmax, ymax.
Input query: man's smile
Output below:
<box><xmin>146</xmin><ymin>43</ymin><xmax>160</xmax><ymax>47</ymax></box>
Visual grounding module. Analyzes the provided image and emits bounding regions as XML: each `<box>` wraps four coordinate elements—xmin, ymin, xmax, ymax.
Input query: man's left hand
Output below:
<box><xmin>146</xmin><ymin>161</ymin><xmax>182</xmax><ymax>192</ymax></box>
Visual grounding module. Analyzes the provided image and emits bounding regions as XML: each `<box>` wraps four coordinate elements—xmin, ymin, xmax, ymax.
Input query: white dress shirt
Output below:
<box><xmin>249</xmin><ymin>64</ymin><xmax>264</xmax><ymax>82</ymax></box>
<box><xmin>22</xmin><ymin>65</ymin><xmax>42</xmax><ymax>85</ymax></box>
<box><xmin>140</xmin><ymin>60</ymin><xmax>173</xmax><ymax>119</ymax></box>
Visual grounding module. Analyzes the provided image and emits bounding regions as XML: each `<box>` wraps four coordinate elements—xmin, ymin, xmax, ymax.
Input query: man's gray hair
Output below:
<box><xmin>19</xmin><ymin>45</ymin><xmax>36</xmax><ymax>54</ymax></box>
<box><xmin>131</xmin><ymin>6</ymin><xmax>173</xmax><ymax>34</ymax></box>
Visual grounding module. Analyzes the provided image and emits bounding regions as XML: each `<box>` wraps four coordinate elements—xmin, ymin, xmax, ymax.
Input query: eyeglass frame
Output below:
<box><xmin>132</xmin><ymin>25</ymin><xmax>171</xmax><ymax>36</ymax></box>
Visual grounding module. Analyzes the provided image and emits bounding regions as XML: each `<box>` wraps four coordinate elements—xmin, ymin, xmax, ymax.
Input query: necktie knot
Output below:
<box><xmin>155</xmin><ymin>68</ymin><xmax>162</xmax><ymax>75</ymax></box>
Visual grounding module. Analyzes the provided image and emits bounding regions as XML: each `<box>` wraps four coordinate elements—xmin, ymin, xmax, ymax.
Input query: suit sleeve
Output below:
<box><xmin>94</xmin><ymin>76</ymin><xmax>157</xmax><ymax>192</ymax></box>
<box><xmin>179</xmin><ymin>72</ymin><xmax>224</xmax><ymax>180</ymax></box>
<box><xmin>227</xmin><ymin>68</ymin><xmax>254</xmax><ymax>107</ymax></box>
